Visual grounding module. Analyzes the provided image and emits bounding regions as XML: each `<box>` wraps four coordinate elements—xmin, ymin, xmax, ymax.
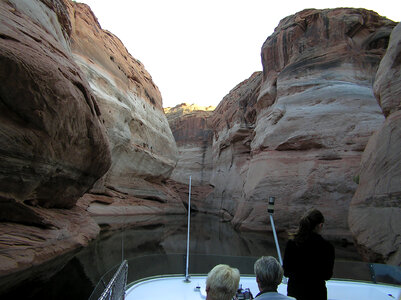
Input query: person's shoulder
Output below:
<box><xmin>254</xmin><ymin>292</ymin><xmax>295</xmax><ymax>300</ymax></box>
<box><xmin>319</xmin><ymin>234</ymin><xmax>334</xmax><ymax>248</ymax></box>
<box><xmin>313</xmin><ymin>232</ymin><xmax>331</xmax><ymax>244</ymax></box>
<box><xmin>314</xmin><ymin>233</ymin><xmax>335</xmax><ymax>253</ymax></box>
<box><xmin>286</xmin><ymin>238</ymin><xmax>296</xmax><ymax>247</ymax></box>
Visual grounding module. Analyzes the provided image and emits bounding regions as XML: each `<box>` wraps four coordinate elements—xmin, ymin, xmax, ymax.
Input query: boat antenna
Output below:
<box><xmin>122</xmin><ymin>215</ymin><xmax>125</xmax><ymax>262</ymax></box>
<box><xmin>184</xmin><ymin>176</ymin><xmax>192</xmax><ymax>282</ymax></box>
<box><xmin>268</xmin><ymin>196</ymin><xmax>283</xmax><ymax>265</ymax></box>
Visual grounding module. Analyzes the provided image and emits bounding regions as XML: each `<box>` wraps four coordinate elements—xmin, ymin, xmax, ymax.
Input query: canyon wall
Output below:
<box><xmin>205</xmin><ymin>72</ymin><xmax>262</xmax><ymax>219</ymax></box>
<box><xmin>66</xmin><ymin>1</ymin><xmax>183</xmax><ymax>215</ymax></box>
<box><xmin>349</xmin><ymin>22</ymin><xmax>401</xmax><ymax>265</ymax></box>
<box><xmin>0</xmin><ymin>0</ymin><xmax>182</xmax><ymax>285</ymax></box>
<box><xmin>233</xmin><ymin>8</ymin><xmax>395</xmax><ymax>239</ymax></box>
<box><xmin>0</xmin><ymin>2</ymin><xmax>399</xmax><ymax>289</ymax></box>
<box><xmin>164</xmin><ymin>103</ymin><xmax>215</xmax><ymax>212</ymax></box>
<box><xmin>165</xmin><ymin>103</ymin><xmax>215</xmax><ymax>185</ymax></box>
<box><xmin>0</xmin><ymin>0</ymin><xmax>110</xmax><ymax>279</ymax></box>
<box><xmin>169</xmin><ymin>9</ymin><xmax>397</xmax><ymax>250</ymax></box>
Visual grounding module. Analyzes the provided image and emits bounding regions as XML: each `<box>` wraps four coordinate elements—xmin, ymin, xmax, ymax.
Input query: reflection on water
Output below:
<box><xmin>0</xmin><ymin>213</ymin><xmax>363</xmax><ymax>300</ymax></box>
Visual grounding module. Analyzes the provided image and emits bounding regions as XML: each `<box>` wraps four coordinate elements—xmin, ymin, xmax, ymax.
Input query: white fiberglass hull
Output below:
<box><xmin>125</xmin><ymin>275</ymin><xmax>401</xmax><ymax>300</ymax></box>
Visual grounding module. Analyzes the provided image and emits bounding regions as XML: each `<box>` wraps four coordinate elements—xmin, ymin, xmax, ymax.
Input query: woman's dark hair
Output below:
<box><xmin>293</xmin><ymin>209</ymin><xmax>324</xmax><ymax>245</ymax></box>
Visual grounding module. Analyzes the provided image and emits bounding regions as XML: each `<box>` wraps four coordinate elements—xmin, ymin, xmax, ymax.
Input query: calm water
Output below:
<box><xmin>0</xmin><ymin>213</ymin><xmax>363</xmax><ymax>300</ymax></box>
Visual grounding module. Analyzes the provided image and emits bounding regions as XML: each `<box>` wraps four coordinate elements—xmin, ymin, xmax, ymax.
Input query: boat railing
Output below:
<box><xmin>88</xmin><ymin>254</ymin><xmax>401</xmax><ymax>299</ymax></box>
<box><xmin>89</xmin><ymin>260</ymin><xmax>128</xmax><ymax>300</ymax></box>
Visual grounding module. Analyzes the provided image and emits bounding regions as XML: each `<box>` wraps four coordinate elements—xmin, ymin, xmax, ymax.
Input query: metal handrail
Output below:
<box><xmin>89</xmin><ymin>254</ymin><xmax>401</xmax><ymax>299</ymax></box>
<box><xmin>98</xmin><ymin>260</ymin><xmax>128</xmax><ymax>300</ymax></box>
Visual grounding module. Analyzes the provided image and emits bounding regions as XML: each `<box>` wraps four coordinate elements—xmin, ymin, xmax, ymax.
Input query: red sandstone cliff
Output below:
<box><xmin>168</xmin><ymin>9</ymin><xmax>398</xmax><ymax>265</ymax></box>
<box><xmin>349</xmin><ymin>22</ymin><xmax>401</xmax><ymax>265</ymax></box>
<box><xmin>65</xmin><ymin>1</ymin><xmax>182</xmax><ymax>216</ymax></box>
<box><xmin>0</xmin><ymin>0</ymin><xmax>110</xmax><ymax>278</ymax></box>
<box><xmin>205</xmin><ymin>72</ymin><xmax>262</xmax><ymax>219</ymax></box>
<box><xmin>0</xmin><ymin>0</ymin><xmax>182</xmax><ymax>284</ymax></box>
<box><xmin>165</xmin><ymin>103</ymin><xmax>215</xmax><ymax>185</ymax></box>
<box><xmin>0</xmin><ymin>2</ymin><xmax>399</xmax><ymax>289</ymax></box>
<box><xmin>234</xmin><ymin>8</ymin><xmax>395</xmax><ymax>239</ymax></box>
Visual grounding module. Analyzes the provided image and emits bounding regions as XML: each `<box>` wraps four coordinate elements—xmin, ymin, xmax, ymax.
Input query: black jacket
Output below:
<box><xmin>283</xmin><ymin>232</ymin><xmax>335</xmax><ymax>300</ymax></box>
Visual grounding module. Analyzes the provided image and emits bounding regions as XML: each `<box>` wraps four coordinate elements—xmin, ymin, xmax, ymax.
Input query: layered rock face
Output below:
<box><xmin>0</xmin><ymin>0</ymin><xmax>109</xmax><ymax>278</ymax></box>
<box><xmin>0</xmin><ymin>0</ymin><xmax>111</xmax><ymax>210</ymax></box>
<box><xmin>205</xmin><ymin>72</ymin><xmax>262</xmax><ymax>218</ymax></box>
<box><xmin>349</xmin><ymin>22</ymin><xmax>401</xmax><ymax>265</ymax></box>
<box><xmin>165</xmin><ymin>73</ymin><xmax>262</xmax><ymax>216</ymax></box>
<box><xmin>67</xmin><ymin>2</ymin><xmax>179</xmax><ymax>208</ymax></box>
<box><xmin>164</xmin><ymin>103</ymin><xmax>215</xmax><ymax>212</ymax></box>
<box><xmin>211</xmin><ymin>9</ymin><xmax>395</xmax><ymax>240</ymax></box>
<box><xmin>0</xmin><ymin>0</ymin><xmax>182</xmax><ymax>283</ymax></box>
<box><xmin>165</xmin><ymin>103</ymin><xmax>215</xmax><ymax>185</ymax></box>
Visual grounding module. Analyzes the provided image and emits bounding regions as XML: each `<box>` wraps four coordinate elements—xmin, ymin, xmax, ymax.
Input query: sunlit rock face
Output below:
<box><xmin>66</xmin><ymin>2</ymin><xmax>178</xmax><ymax>199</ymax></box>
<box><xmin>0</xmin><ymin>0</ymin><xmax>108</xmax><ymax>278</ymax></box>
<box><xmin>227</xmin><ymin>9</ymin><xmax>395</xmax><ymax>238</ymax></box>
<box><xmin>349</xmin><ymin>22</ymin><xmax>401</xmax><ymax>265</ymax></box>
<box><xmin>165</xmin><ymin>103</ymin><xmax>215</xmax><ymax>185</ymax></box>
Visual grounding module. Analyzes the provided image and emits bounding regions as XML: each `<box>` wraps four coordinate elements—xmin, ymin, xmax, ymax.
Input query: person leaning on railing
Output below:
<box><xmin>206</xmin><ymin>264</ymin><xmax>240</xmax><ymax>300</ymax></box>
<box><xmin>253</xmin><ymin>256</ymin><xmax>295</xmax><ymax>300</ymax></box>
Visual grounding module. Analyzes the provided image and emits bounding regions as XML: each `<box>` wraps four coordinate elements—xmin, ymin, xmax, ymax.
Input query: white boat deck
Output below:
<box><xmin>125</xmin><ymin>275</ymin><xmax>401</xmax><ymax>300</ymax></box>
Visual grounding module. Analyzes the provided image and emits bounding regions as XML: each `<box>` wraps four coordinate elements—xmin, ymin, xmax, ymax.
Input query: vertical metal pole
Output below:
<box><xmin>121</xmin><ymin>217</ymin><xmax>124</xmax><ymax>262</ymax></box>
<box><xmin>268</xmin><ymin>197</ymin><xmax>283</xmax><ymax>265</ymax></box>
<box><xmin>184</xmin><ymin>176</ymin><xmax>192</xmax><ymax>282</ymax></box>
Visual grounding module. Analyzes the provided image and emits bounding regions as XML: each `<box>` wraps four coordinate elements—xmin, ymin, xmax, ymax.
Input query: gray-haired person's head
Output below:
<box><xmin>254</xmin><ymin>256</ymin><xmax>283</xmax><ymax>291</ymax></box>
<box><xmin>206</xmin><ymin>264</ymin><xmax>240</xmax><ymax>300</ymax></box>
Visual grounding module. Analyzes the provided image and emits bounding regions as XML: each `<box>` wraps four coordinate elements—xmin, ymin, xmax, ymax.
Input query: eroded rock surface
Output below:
<box><xmin>0</xmin><ymin>0</ymin><xmax>111</xmax><ymax>210</ymax></box>
<box><xmin>0</xmin><ymin>0</ymin><xmax>182</xmax><ymax>286</ymax></box>
<box><xmin>205</xmin><ymin>72</ymin><xmax>262</xmax><ymax>218</ymax></box>
<box><xmin>0</xmin><ymin>0</ymin><xmax>111</xmax><ymax>281</ymax></box>
<box><xmin>67</xmin><ymin>1</ymin><xmax>179</xmax><ymax>202</ymax></box>
<box><xmin>165</xmin><ymin>103</ymin><xmax>215</xmax><ymax>185</ymax></box>
<box><xmin>230</xmin><ymin>9</ymin><xmax>395</xmax><ymax>239</ymax></box>
<box><xmin>169</xmin><ymin>9</ymin><xmax>395</xmax><ymax>243</ymax></box>
<box><xmin>349</xmin><ymin>22</ymin><xmax>401</xmax><ymax>265</ymax></box>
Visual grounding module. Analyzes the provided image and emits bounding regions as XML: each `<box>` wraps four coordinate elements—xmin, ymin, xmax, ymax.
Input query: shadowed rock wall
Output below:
<box><xmin>0</xmin><ymin>0</ymin><xmax>111</xmax><ymax>279</ymax></box>
<box><xmin>349</xmin><ymin>22</ymin><xmax>401</xmax><ymax>265</ymax></box>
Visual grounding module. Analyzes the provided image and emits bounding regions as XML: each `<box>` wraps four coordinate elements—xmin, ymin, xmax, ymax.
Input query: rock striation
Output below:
<box><xmin>169</xmin><ymin>9</ymin><xmax>396</xmax><ymax>246</ymax></box>
<box><xmin>66</xmin><ymin>1</ymin><xmax>180</xmax><ymax>210</ymax></box>
<box><xmin>165</xmin><ymin>103</ymin><xmax>215</xmax><ymax>185</ymax></box>
<box><xmin>0</xmin><ymin>2</ymin><xmax>399</xmax><ymax>289</ymax></box>
<box><xmin>232</xmin><ymin>8</ymin><xmax>395</xmax><ymax>239</ymax></box>
<box><xmin>349</xmin><ymin>22</ymin><xmax>401</xmax><ymax>265</ymax></box>
<box><xmin>0</xmin><ymin>0</ymin><xmax>182</xmax><ymax>285</ymax></box>
<box><xmin>0</xmin><ymin>0</ymin><xmax>109</xmax><ymax>282</ymax></box>
<box><xmin>0</xmin><ymin>0</ymin><xmax>111</xmax><ymax>210</ymax></box>
<box><xmin>204</xmin><ymin>72</ymin><xmax>262</xmax><ymax>219</ymax></box>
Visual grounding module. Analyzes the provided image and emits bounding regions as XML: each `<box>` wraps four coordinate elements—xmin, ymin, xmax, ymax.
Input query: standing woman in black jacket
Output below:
<box><xmin>283</xmin><ymin>209</ymin><xmax>335</xmax><ymax>300</ymax></box>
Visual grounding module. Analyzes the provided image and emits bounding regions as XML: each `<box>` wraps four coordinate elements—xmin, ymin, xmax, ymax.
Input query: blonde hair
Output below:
<box><xmin>206</xmin><ymin>264</ymin><xmax>240</xmax><ymax>300</ymax></box>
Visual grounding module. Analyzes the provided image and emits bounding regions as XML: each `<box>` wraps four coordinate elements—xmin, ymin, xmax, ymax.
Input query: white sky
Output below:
<box><xmin>75</xmin><ymin>0</ymin><xmax>400</xmax><ymax>108</ymax></box>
